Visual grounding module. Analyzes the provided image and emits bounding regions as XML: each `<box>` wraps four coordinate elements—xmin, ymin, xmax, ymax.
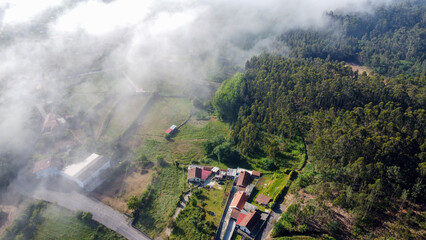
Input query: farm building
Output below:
<box><xmin>165</xmin><ymin>125</ymin><xmax>177</xmax><ymax>134</ymax></box>
<box><xmin>62</xmin><ymin>153</ymin><xmax>111</xmax><ymax>191</ymax></box>
<box><xmin>256</xmin><ymin>194</ymin><xmax>271</xmax><ymax>206</ymax></box>
<box><xmin>188</xmin><ymin>166</ymin><xmax>202</xmax><ymax>183</ymax></box>
<box><xmin>33</xmin><ymin>158</ymin><xmax>59</xmax><ymax>179</ymax></box>
<box><xmin>237</xmin><ymin>210</ymin><xmax>261</xmax><ymax>235</ymax></box>
<box><xmin>237</xmin><ymin>171</ymin><xmax>250</xmax><ymax>187</ymax></box>
<box><xmin>230</xmin><ymin>191</ymin><xmax>249</xmax><ymax>211</ymax></box>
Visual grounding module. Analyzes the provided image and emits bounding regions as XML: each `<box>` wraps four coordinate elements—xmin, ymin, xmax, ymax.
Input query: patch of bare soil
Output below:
<box><xmin>93</xmin><ymin>167</ymin><xmax>153</xmax><ymax>213</ymax></box>
<box><xmin>346</xmin><ymin>62</ymin><xmax>372</xmax><ymax>76</ymax></box>
<box><xmin>294</xmin><ymin>189</ymin><xmax>355</xmax><ymax>239</ymax></box>
<box><xmin>0</xmin><ymin>190</ymin><xmax>28</xmax><ymax>236</ymax></box>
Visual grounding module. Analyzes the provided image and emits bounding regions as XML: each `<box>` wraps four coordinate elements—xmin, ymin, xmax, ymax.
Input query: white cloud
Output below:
<box><xmin>0</xmin><ymin>0</ymin><xmax>63</xmax><ymax>25</ymax></box>
<box><xmin>53</xmin><ymin>0</ymin><xmax>152</xmax><ymax>35</ymax></box>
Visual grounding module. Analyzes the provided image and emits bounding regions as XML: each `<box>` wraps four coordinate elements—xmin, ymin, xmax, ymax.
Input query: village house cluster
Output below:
<box><xmin>187</xmin><ymin>165</ymin><xmax>271</xmax><ymax>239</ymax></box>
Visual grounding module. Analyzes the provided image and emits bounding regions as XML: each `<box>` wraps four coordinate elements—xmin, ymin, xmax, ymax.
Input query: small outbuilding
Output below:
<box><xmin>165</xmin><ymin>125</ymin><xmax>177</xmax><ymax>134</ymax></box>
<box><xmin>252</xmin><ymin>170</ymin><xmax>262</xmax><ymax>178</ymax></box>
<box><xmin>255</xmin><ymin>194</ymin><xmax>271</xmax><ymax>206</ymax></box>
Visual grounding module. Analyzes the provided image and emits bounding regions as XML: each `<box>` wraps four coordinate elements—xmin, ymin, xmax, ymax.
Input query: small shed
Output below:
<box><xmin>255</xmin><ymin>194</ymin><xmax>271</xmax><ymax>206</ymax></box>
<box><xmin>252</xmin><ymin>170</ymin><xmax>262</xmax><ymax>178</ymax></box>
<box><xmin>165</xmin><ymin>125</ymin><xmax>177</xmax><ymax>134</ymax></box>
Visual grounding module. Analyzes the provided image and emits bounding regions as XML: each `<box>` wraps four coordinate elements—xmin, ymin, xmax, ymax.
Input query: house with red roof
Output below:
<box><xmin>33</xmin><ymin>158</ymin><xmax>59</xmax><ymax>179</ymax></box>
<box><xmin>230</xmin><ymin>191</ymin><xmax>249</xmax><ymax>211</ymax></box>
<box><xmin>237</xmin><ymin>210</ymin><xmax>261</xmax><ymax>235</ymax></box>
<box><xmin>237</xmin><ymin>171</ymin><xmax>250</xmax><ymax>187</ymax></box>
<box><xmin>201</xmin><ymin>169</ymin><xmax>212</xmax><ymax>181</ymax></box>
<box><xmin>188</xmin><ymin>167</ymin><xmax>202</xmax><ymax>183</ymax></box>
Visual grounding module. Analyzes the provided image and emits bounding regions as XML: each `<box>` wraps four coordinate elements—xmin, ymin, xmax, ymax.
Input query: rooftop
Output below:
<box><xmin>237</xmin><ymin>171</ymin><xmax>250</xmax><ymax>187</ymax></box>
<box><xmin>230</xmin><ymin>191</ymin><xmax>249</xmax><ymax>210</ymax></box>
<box><xmin>63</xmin><ymin>153</ymin><xmax>108</xmax><ymax>182</ymax></box>
<box><xmin>256</xmin><ymin>194</ymin><xmax>271</xmax><ymax>205</ymax></box>
<box><xmin>201</xmin><ymin>169</ymin><xmax>211</xmax><ymax>180</ymax></box>
<box><xmin>188</xmin><ymin>167</ymin><xmax>202</xmax><ymax>179</ymax></box>
<box><xmin>238</xmin><ymin>210</ymin><xmax>261</xmax><ymax>231</ymax></box>
<box><xmin>230</xmin><ymin>208</ymin><xmax>241</xmax><ymax>220</ymax></box>
<box><xmin>252</xmin><ymin>170</ymin><xmax>262</xmax><ymax>177</ymax></box>
<box><xmin>236</xmin><ymin>212</ymin><xmax>247</xmax><ymax>225</ymax></box>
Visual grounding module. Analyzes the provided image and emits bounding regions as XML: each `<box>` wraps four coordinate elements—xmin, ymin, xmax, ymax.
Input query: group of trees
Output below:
<box><xmin>212</xmin><ymin>4</ymin><xmax>425</xmax><ymax>233</ymax></box>
<box><xmin>279</xmin><ymin>0</ymin><xmax>425</xmax><ymax>77</ymax></box>
<box><xmin>213</xmin><ymin>52</ymin><xmax>424</xmax><ymax>236</ymax></box>
<box><xmin>2</xmin><ymin>202</ymin><xmax>46</xmax><ymax>240</ymax></box>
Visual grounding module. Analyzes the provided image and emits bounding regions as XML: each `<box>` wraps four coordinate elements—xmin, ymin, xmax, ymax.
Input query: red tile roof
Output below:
<box><xmin>203</xmin><ymin>166</ymin><xmax>212</xmax><ymax>171</ymax></box>
<box><xmin>255</xmin><ymin>194</ymin><xmax>271</xmax><ymax>205</ymax></box>
<box><xmin>230</xmin><ymin>191</ymin><xmax>249</xmax><ymax>210</ymax></box>
<box><xmin>201</xmin><ymin>169</ymin><xmax>211</xmax><ymax>180</ymax></box>
<box><xmin>252</xmin><ymin>170</ymin><xmax>262</xmax><ymax>177</ymax></box>
<box><xmin>237</xmin><ymin>171</ymin><xmax>250</xmax><ymax>187</ymax></box>
<box><xmin>236</xmin><ymin>212</ymin><xmax>247</xmax><ymax>225</ymax></box>
<box><xmin>188</xmin><ymin>167</ymin><xmax>202</xmax><ymax>179</ymax></box>
<box><xmin>238</xmin><ymin>210</ymin><xmax>261</xmax><ymax>231</ymax></box>
<box><xmin>165</xmin><ymin>128</ymin><xmax>173</xmax><ymax>134</ymax></box>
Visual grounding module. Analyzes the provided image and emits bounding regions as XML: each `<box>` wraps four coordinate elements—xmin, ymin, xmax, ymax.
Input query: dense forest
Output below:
<box><xmin>213</xmin><ymin>1</ymin><xmax>425</xmax><ymax>238</ymax></box>
<box><xmin>279</xmin><ymin>0</ymin><xmax>425</xmax><ymax>77</ymax></box>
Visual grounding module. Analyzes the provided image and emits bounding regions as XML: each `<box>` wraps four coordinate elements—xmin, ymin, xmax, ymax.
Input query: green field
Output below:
<box><xmin>2</xmin><ymin>202</ymin><xmax>123</xmax><ymax>240</ymax></box>
<box><xmin>176</xmin><ymin>119</ymin><xmax>229</xmax><ymax>140</ymax></box>
<box><xmin>199</xmin><ymin>181</ymin><xmax>233</xmax><ymax>226</ymax></box>
<box><xmin>35</xmin><ymin>205</ymin><xmax>124</xmax><ymax>240</ymax></box>
<box><xmin>134</xmin><ymin>166</ymin><xmax>186</xmax><ymax>237</ymax></box>
<box><xmin>102</xmin><ymin>95</ymin><xmax>150</xmax><ymax>141</ymax></box>
<box><xmin>249</xmin><ymin>173</ymin><xmax>290</xmax><ymax>208</ymax></box>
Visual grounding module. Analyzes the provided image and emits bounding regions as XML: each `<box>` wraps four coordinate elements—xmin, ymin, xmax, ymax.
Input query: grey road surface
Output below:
<box><xmin>13</xmin><ymin>177</ymin><xmax>151</xmax><ymax>240</ymax></box>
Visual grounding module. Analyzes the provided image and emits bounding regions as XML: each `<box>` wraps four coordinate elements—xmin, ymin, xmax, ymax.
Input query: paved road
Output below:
<box><xmin>256</xmin><ymin>203</ymin><xmax>286</xmax><ymax>240</ymax></box>
<box><xmin>13</xmin><ymin>177</ymin><xmax>151</xmax><ymax>240</ymax></box>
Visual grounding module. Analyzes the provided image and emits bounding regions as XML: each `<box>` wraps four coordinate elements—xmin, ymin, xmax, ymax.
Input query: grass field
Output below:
<box><xmin>2</xmin><ymin>202</ymin><xmax>124</xmax><ymax>240</ymax></box>
<box><xmin>198</xmin><ymin>181</ymin><xmax>233</xmax><ymax>226</ymax></box>
<box><xmin>249</xmin><ymin>173</ymin><xmax>290</xmax><ymax>208</ymax></box>
<box><xmin>176</xmin><ymin>118</ymin><xmax>229</xmax><ymax>140</ymax></box>
<box><xmin>102</xmin><ymin>95</ymin><xmax>150</xmax><ymax>141</ymax></box>
<box><xmin>35</xmin><ymin>204</ymin><xmax>124</xmax><ymax>240</ymax></box>
<box><xmin>134</xmin><ymin>166</ymin><xmax>187</xmax><ymax>237</ymax></box>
